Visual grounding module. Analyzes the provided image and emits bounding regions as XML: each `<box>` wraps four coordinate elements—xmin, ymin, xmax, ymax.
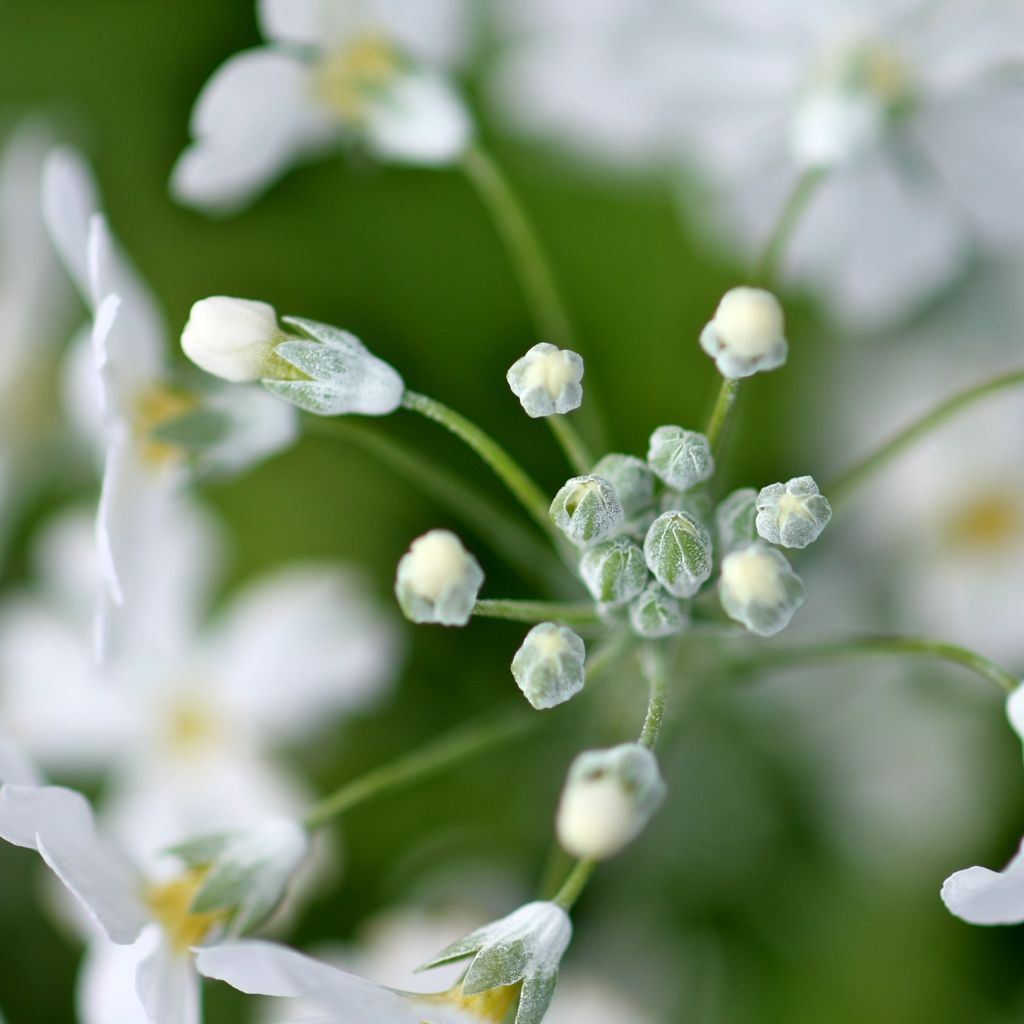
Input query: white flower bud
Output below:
<box><xmin>557</xmin><ymin>743</ymin><xmax>666</xmax><ymax>860</ymax></box>
<box><xmin>716</xmin><ymin>487</ymin><xmax>758</xmax><ymax>554</ymax></box>
<box><xmin>263</xmin><ymin>317</ymin><xmax>404</xmax><ymax>416</ymax></box>
<box><xmin>755</xmin><ymin>476</ymin><xmax>832</xmax><ymax>549</ymax></box>
<box><xmin>511</xmin><ymin>622</ymin><xmax>586</xmax><ymax>709</ymax></box>
<box><xmin>181</xmin><ymin>296</ymin><xmax>285</xmax><ymax>383</ymax></box>
<box><xmin>395</xmin><ymin>529</ymin><xmax>483</xmax><ymax>626</ymax></box>
<box><xmin>629</xmin><ymin>582</ymin><xmax>687</xmax><ymax>638</ymax></box>
<box><xmin>550</xmin><ymin>475</ymin><xmax>624</xmax><ymax>548</ymax></box>
<box><xmin>719</xmin><ymin>542</ymin><xmax>806</xmax><ymax>636</ymax></box>
<box><xmin>700</xmin><ymin>287</ymin><xmax>788</xmax><ymax>380</ymax></box>
<box><xmin>591</xmin><ymin>453</ymin><xmax>655</xmax><ymax>519</ymax></box>
<box><xmin>579</xmin><ymin>537</ymin><xmax>648</xmax><ymax>606</ymax></box>
<box><xmin>647</xmin><ymin>426</ymin><xmax>714</xmax><ymax>491</ymax></box>
<box><xmin>643</xmin><ymin>510</ymin><xmax>713</xmax><ymax>598</ymax></box>
<box><xmin>507</xmin><ymin>342</ymin><xmax>584</xmax><ymax>417</ymax></box>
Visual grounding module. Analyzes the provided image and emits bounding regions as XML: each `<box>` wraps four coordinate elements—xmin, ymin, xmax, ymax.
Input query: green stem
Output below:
<box><xmin>304</xmin><ymin>417</ymin><xmax>563</xmax><ymax>590</ymax></box>
<box><xmin>546</xmin><ymin>415</ymin><xmax>594</xmax><ymax>475</ymax></box>
<box><xmin>736</xmin><ymin>635</ymin><xmax>1018</xmax><ymax>695</ymax></box>
<box><xmin>704</xmin><ymin>378</ymin><xmax>740</xmax><ymax>454</ymax></box>
<box><xmin>827</xmin><ymin>369</ymin><xmax>1024</xmax><ymax>507</ymax></box>
<box><xmin>461</xmin><ymin>144</ymin><xmax>575</xmax><ymax>352</ymax></box>
<box><xmin>473</xmin><ymin>598</ymin><xmax>598</xmax><ymax>625</ymax></box>
<box><xmin>552</xmin><ymin>858</ymin><xmax>597</xmax><ymax>911</ymax></box>
<box><xmin>401</xmin><ymin>390</ymin><xmax>554</xmax><ymax>538</ymax></box>
<box><xmin>753</xmin><ymin>168</ymin><xmax>825</xmax><ymax>287</ymax></box>
<box><xmin>305</xmin><ymin>709</ymin><xmax>535</xmax><ymax>830</ymax></box>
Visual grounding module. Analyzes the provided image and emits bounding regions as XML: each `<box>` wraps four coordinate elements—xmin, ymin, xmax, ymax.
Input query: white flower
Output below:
<box><xmin>755</xmin><ymin>476</ymin><xmax>832</xmax><ymax>549</ymax></box>
<box><xmin>942</xmin><ymin>836</ymin><xmax>1024</xmax><ymax>925</ymax></box>
<box><xmin>395</xmin><ymin>529</ymin><xmax>484</xmax><ymax>626</ymax></box>
<box><xmin>549</xmin><ymin>475</ymin><xmax>625</xmax><ymax>548</ymax></box>
<box><xmin>511</xmin><ymin>623</ymin><xmax>586</xmax><ymax>710</ymax></box>
<box><xmin>197</xmin><ymin>938</ymin><xmax>516</xmax><ymax>1023</ymax></box>
<box><xmin>719</xmin><ymin>542</ymin><xmax>806</xmax><ymax>636</ymax></box>
<box><xmin>0</xmin><ymin>502</ymin><xmax>400</xmax><ymax>861</ymax></box>
<box><xmin>42</xmin><ymin>147</ymin><xmax>297</xmax><ymax>661</ymax></box>
<box><xmin>556</xmin><ymin>743</ymin><xmax>666</xmax><ymax>860</ymax></box>
<box><xmin>172</xmin><ymin>0</ymin><xmax>473</xmax><ymax>212</ymax></box>
<box><xmin>181</xmin><ymin>297</ymin><xmax>285</xmax><ymax>383</ymax></box>
<box><xmin>699</xmin><ymin>287</ymin><xmax>787</xmax><ymax>380</ymax></box>
<box><xmin>506</xmin><ymin>343</ymin><xmax>584</xmax><ymax>418</ymax></box>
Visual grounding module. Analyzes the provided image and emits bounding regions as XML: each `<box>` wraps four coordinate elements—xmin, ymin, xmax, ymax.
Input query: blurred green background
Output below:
<box><xmin>2</xmin><ymin>2</ymin><xmax>1024</xmax><ymax>1022</ymax></box>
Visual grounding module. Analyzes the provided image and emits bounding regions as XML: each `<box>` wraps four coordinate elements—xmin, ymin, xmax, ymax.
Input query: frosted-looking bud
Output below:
<box><xmin>719</xmin><ymin>542</ymin><xmax>805</xmax><ymax>636</ymax></box>
<box><xmin>629</xmin><ymin>582</ymin><xmax>687</xmax><ymax>638</ymax></box>
<box><xmin>181</xmin><ymin>297</ymin><xmax>285</xmax><ymax>383</ymax></box>
<box><xmin>511</xmin><ymin>622</ymin><xmax>586</xmax><ymax>709</ymax></box>
<box><xmin>550</xmin><ymin>475</ymin><xmax>624</xmax><ymax>548</ymax></box>
<box><xmin>647</xmin><ymin>426</ymin><xmax>714</xmax><ymax>491</ymax></box>
<box><xmin>395</xmin><ymin>530</ymin><xmax>483</xmax><ymax>626</ymax></box>
<box><xmin>591</xmin><ymin>453</ymin><xmax>655</xmax><ymax>519</ymax></box>
<box><xmin>643</xmin><ymin>510</ymin><xmax>713</xmax><ymax>598</ymax></box>
<box><xmin>579</xmin><ymin>537</ymin><xmax>648</xmax><ymax>605</ymax></box>
<box><xmin>557</xmin><ymin>743</ymin><xmax>666</xmax><ymax>860</ymax></box>
<box><xmin>755</xmin><ymin>476</ymin><xmax>832</xmax><ymax>549</ymax></box>
<box><xmin>700</xmin><ymin>287</ymin><xmax>788</xmax><ymax>379</ymax></box>
<box><xmin>507</xmin><ymin>342</ymin><xmax>584</xmax><ymax>417</ymax></box>
<box><xmin>716</xmin><ymin>488</ymin><xmax>758</xmax><ymax>554</ymax></box>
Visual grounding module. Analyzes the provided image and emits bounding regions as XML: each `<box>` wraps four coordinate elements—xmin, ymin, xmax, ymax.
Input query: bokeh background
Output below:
<box><xmin>2</xmin><ymin>2</ymin><xmax>1024</xmax><ymax>1022</ymax></box>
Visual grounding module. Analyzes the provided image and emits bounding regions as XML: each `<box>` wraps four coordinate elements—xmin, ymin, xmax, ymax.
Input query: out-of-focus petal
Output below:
<box><xmin>942</xmin><ymin>837</ymin><xmax>1024</xmax><ymax>925</ymax></box>
<box><xmin>136</xmin><ymin>939</ymin><xmax>201</xmax><ymax>1024</ymax></box>
<box><xmin>77</xmin><ymin>933</ymin><xmax>156</xmax><ymax>1024</ymax></box>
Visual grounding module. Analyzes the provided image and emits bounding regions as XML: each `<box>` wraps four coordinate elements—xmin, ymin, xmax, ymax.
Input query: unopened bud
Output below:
<box><xmin>700</xmin><ymin>287</ymin><xmax>787</xmax><ymax>380</ymax></box>
<box><xmin>395</xmin><ymin>530</ymin><xmax>483</xmax><ymax>626</ymax></box>
<box><xmin>181</xmin><ymin>296</ymin><xmax>284</xmax><ymax>383</ymax></box>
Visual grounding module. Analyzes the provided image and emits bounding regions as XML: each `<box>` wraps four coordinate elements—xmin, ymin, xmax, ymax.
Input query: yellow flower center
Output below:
<box><xmin>815</xmin><ymin>38</ymin><xmax>913</xmax><ymax>111</ymax></box>
<box><xmin>161</xmin><ymin>694</ymin><xmax>224</xmax><ymax>759</ymax></box>
<box><xmin>134</xmin><ymin>383</ymin><xmax>197</xmax><ymax>466</ymax></box>
<box><xmin>418</xmin><ymin>982</ymin><xmax>521</xmax><ymax>1023</ymax></box>
<box><xmin>313</xmin><ymin>34</ymin><xmax>402</xmax><ymax>121</ymax></box>
<box><xmin>945</xmin><ymin>490</ymin><xmax>1024</xmax><ymax>553</ymax></box>
<box><xmin>145</xmin><ymin>868</ymin><xmax>227</xmax><ymax>953</ymax></box>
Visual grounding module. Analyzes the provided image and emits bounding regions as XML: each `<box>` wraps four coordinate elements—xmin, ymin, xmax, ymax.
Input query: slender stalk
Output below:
<box><xmin>304</xmin><ymin>417</ymin><xmax>563</xmax><ymax>590</ymax></box>
<box><xmin>401</xmin><ymin>390</ymin><xmax>554</xmax><ymax>537</ymax></box>
<box><xmin>461</xmin><ymin>144</ymin><xmax>575</xmax><ymax>352</ymax></box>
<box><xmin>473</xmin><ymin>598</ymin><xmax>599</xmax><ymax>625</ymax></box>
<box><xmin>552</xmin><ymin>858</ymin><xmax>597</xmax><ymax>911</ymax></box>
<box><xmin>827</xmin><ymin>369</ymin><xmax>1024</xmax><ymax>508</ymax></box>
<box><xmin>704</xmin><ymin>378</ymin><xmax>740</xmax><ymax>454</ymax></box>
<box><xmin>546</xmin><ymin>415</ymin><xmax>594</xmax><ymax>475</ymax></box>
<box><xmin>305</xmin><ymin>709</ymin><xmax>535</xmax><ymax>830</ymax></box>
<box><xmin>735</xmin><ymin>635</ymin><xmax>1018</xmax><ymax>695</ymax></box>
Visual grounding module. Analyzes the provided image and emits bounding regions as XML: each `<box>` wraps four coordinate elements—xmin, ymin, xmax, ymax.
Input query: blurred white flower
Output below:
<box><xmin>42</xmin><ymin>147</ymin><xmax>297</xmax><ymax>661</ymax></box>
<box><xmin>700</xmin><ymin>287</ymin><xmax>787</xmax><ymax>380</ymax></box>
<box><xmin>491</xmin><ymin>0</ymin><xmax>1024</xmax><ymax>326</ymax></box>
<box><xmin>0</xmin><ymin>502</ymin><xmax>400</xmax><ymax>864</ymax></box>
<box><xmin>719</xmin><ymin>542</ymin><xmax>806</xmax><ymax>636</ymax></box>
<box><xmin>172</xmin><ymin>0</ymin><xmax>473</xmax><ymax>212</ymax></box>
<box><xmin>0</xmin><ymin>121</ymin><xmax>70</xmax><ymax>556</ymax></box>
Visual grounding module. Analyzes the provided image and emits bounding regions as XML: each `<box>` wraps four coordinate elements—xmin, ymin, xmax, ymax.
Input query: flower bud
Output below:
<box><xmin>181</xmin><ymin>296</ymin><xmax>285</xmax><ymax>383</ymax></box>
<box><xmin>643</xmin><ymin>510</ymin><xmax>713</xmax><ymax>598</ymax></box>
<box><xmin>549</xmin><ymin>475</ymin><xmax>624</xmax><ymax>548</ymax></box>
<box><xmin>716</xmin><ymin>487</ymin><xmax>758</xmax><ymax>554</ymax></box>
<box><xmin>506</xmin><ymin>342</ymin><xmax>584</xmax><ymax>417</ymax></box>
<box><xmin>579</xmin><ymin>537</ymin><xmax>647</xmax><ymax>606</ymax></box>
<box><xmin>263</xmin><ymin>317</ymin><xmax>404</xmax><ymax>416</ymax></box>
<box><xmin>395</xmin><ymin>529</ymin><xmax>484</xmax><ymax>626</ymax></box>
<box><xmin>556</xmin><ymin>743</ymin><xmax>666</xmax><ymax>860</ymax></box>
<box><xmin>591</xmin><ymin>453</ymin><xmax>655</xmax><ymax>519</ymax></box>
<box><xmin>700</xmin><ymin>287</ymin><xmax>787</xmax><ymax>379</ymax></box>
<box><xmin>755</xmin><ymin>476</ymin><xmax>832</xmax><ymax>548</ymax></box>
<box><xmin>511</xmin><ymin>622</ymin><xmax>586</xmax><ymax>709</ymax></box>
<box><xmin>629</xmin><ymin>582</ymin><xmax>688</xmax><ymax>638</ymax></box>
<box><xmin>719</xmin><ymin>542</ymin><xmax>806</xmax><ymax>636</ymax></box>
<box><xmin>647</xmin><ymin>426</ymin><xmax>714</xmax><ymax>491</ymax></box>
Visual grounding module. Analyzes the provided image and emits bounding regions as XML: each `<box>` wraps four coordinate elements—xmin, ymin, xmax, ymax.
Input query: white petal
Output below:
<box><xmin>196</xmin><ymin>941</ymin><xmax>415</xmax><ymax>1018</ymax></box>
<box><xmin>942</xmin><ymin>837</ymin><xmax>1024</xmax><ymax>925</ymax></box>
<box><xmin>0</xmin><ymin>785</ymin><xmax>147</xmax><ymax>943</ymax></box>
<box><xmin>1006</xmin><ymin>685</ymin><xmax>1024</xmax><ymax>747</ymax></box>
<box><xmin>0</xmin><ymin>732</ymin><xmax>39</xmax><ymax>786</ymax></box>
<box><xmin>171</xmin><ymin>49</ymin><xmax>334</xmax><ymax>212</ymax></box>
<box><xmin>78</xmin><ymin>932</ymin><xmax>157</xmax><ymax>1024</ymax></box>
<box><xmin>367</xmin><ymin>0</ymin><xmax>471</xmax><ymax>68</ymax></box>
<box><xmin>258</xmin><ymin>0</ymin><xmax>354</xmax><ymax>47</ymax></box>
<box><xmin>209</xmin><ymin>566</ymin><xmax>400</xmax><ymax>741</ymax></box>
<box><xmin>365</xmin><ymin>72</ymin><xmax>471</xmax><ymax>166</ymax></box>
<box><xmin>136</xmin><ymin>940</ymin><xmax>201</xmax><ymax>1024</ymax></box>
<box><xmin>41</xmin><ymin>146</ymin><xmax>99</xmax><ymax>303</ymax></box>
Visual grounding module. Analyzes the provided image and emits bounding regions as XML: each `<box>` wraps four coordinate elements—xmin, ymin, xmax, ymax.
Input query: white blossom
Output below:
<box><xmin>395</xmin><ymin>529</ymin><xmax>484</xmax><ymax>626</ymax></box>
<box><xmin>756</xmin><ymin>476</ymin><xmax>832</xmax><ymax>548</ymax></box>
<box><xmin>700</xmin><ymin>287</ymin><xmax>787</xmax><ymax>379</ymax></box>
<box><xmin>506</xmin><ymin>343</ymin><xmax>584</xmax><ymax>417</ymax></box>
<box><xmin>719</xmin><ymin>542</ymin><xmax>806</xmax><ymax>636</ymax></box>
<box><xmin>511</xmin><ymin>623</ymin><xmax>586</xmax><ymax>710</ymax></box>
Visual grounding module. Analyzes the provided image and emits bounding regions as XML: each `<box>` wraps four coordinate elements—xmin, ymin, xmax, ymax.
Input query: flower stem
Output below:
<box><xmin>461</xmin><ymin>144</ymin><xmax>575</xmax><ymax>353</ymax></box>
<box><xmin>552</xmin><ymin>858</ymin><xmax>597</xmax><ymax>911</ymax></box>
<box><xmin>473</xmin><ymin>598</ymin><xmax>599</xmax><ymax>625</ymax></box>
<box><xmin>703</xmin><ymin>169</ymin><xmax>824</xmax><ymax>453</ymax></box>
<box><xmin>734</xmin><ymin>635</ymin><xmax>1018</xmax><ymax>695</ymax></box>
<box><xmin>546</xmin><ymin>415</ymin><xmax>594</xmax><ymax>475</ymax></box>
<box><xmin>827</xmin><ymin>369</ymin><xmax>1024</xmax><ymax>508</ymax></box>
<box><xmin>401</xmin><ymin>390</ymin><xmax>555</xmax><ymax>539</ymax></box>
<box><xmin>305</xmin><ymin>709</ymin><xmax>536</xmax><ymax>830</ymax></box>
<box><xmin>304</xmin><ymin>416</ymin><xmax>563</xmax><ymax>590</ymax></box>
